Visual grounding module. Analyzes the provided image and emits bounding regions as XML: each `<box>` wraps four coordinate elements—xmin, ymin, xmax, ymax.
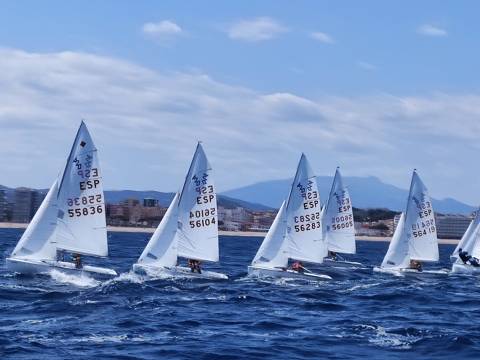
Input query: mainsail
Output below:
<box><xmin>11</xmin><ymin>180</ymin><xmax>59</xmax><ymax>261</ymax></box>
<box><xmin>251</xmin><ymin>202</ymin><xmax>289</xmax><ymax>269</ymax></box>
<box><xmin>405</xmin><ymin>171</ymin><xmax>438</xmax><ymax>262</ymax></box>
<box><xmin>55</xmin><ymin>121</ymin><xmax>108</xmax><ymax>257</ymax></box>
<box><xmin>452</xmin><ymin>210</ymin><xmax>480</xmax><ymax>261</ymax></box>
<box><xmin>286</xmin><ymin>154</ymin><xmax>326</xmax><ymax>264</ymax></box>
<box><xmin>176</xmin><ymin>143</ymin><xmax>219</xmax><ymax>262</ymax></box>
<box><xmin>322</xmin><ymin>168</ymin><xmax>356</xmax><ymax>254</ymax></box>
<box><xmin>137</xmin><ymin>192</ymin><xmax>180</xmax><ymax>267</ymax></box>
<box><xmin>381</xmin><ymin>212</ymin><xmax>410</xmax><ymax>269</ymax></box>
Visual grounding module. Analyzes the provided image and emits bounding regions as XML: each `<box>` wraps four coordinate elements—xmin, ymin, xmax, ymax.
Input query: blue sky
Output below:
<box><xmin>1</xmin><ymin>1</ymin><xmax>480</xmax><ymax>205</ymax></box>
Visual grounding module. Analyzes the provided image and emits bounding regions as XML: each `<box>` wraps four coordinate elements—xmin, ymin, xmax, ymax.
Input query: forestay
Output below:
<box><xmin>177</xmin><ymin>143</ymin><xmax>219</xmax><ymax>262</ymax></box>
<box><xmin>137</xmin><ymin>192</ymin><xmax>180</xmax><ymax>267</ymax></box>
<box><xmin>286</xmin><ymin>154</ymin><xmax>327</xmax><ymax>264</ymax></box>
<box><xmin>55</xmin><ymin>122</ymin><xmax>108</xmax><ymax>257</ymax></box>
<box><xmin>381</xmin><ymin>212</ymin><xmax>410</xmax><ymax>269</ymax></box>
<box><xmin>251</xmin><ymin>202</ymin><xmax>289</xmax><ymax>269</ymax></box>
<box><xmin>405</xmin><ymin>171</ymin><xmax>438</xmax><ymax>262</ymax></box>
<box><xmin>322</xmin><ymin>168</ymin><xmax>356</xmax><ymax>254</ymax></box>
<box><xmin>11</xmin><ymin>180</ymin><xmax>59</xmax><ymax>261</ymax></box>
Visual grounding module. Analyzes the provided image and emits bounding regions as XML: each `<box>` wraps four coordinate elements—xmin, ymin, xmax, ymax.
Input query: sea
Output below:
<box><xmin>0</xmin><ymin>228</ymin><xmax>479</xmax><ymax>359</ymax></box>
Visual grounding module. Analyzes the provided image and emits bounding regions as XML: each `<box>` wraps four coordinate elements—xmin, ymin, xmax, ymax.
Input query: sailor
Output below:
<box><xmin>458</xmin><ymin>248</ymin><xmax>471</xmax><ymax>264</ymax></box>
<box><xmin>328</xmin><ymin>251</ymin><xmax>337</xmax><ymax>261</ymax></box>
<box><xmin>72</xmin><ymin>253</ymin><xmax>82</xmax><ymax>269</ymax></box>
<box><xmin>409</xmin><ymin>259</ymin><xmax>422</xmax><ymax>271</ymax></box>
<box><xmin>291</xmin><ymin>261</ymin><xmax>304</xmax><ymax>273</ymax></box>
<box><xmin>469</xmin><ymin>257</ymin><xmax>480</xmax><ymax>267</ymax></box>
<box><xmin>188</xmin><ymin>259</ymin><xmax>202</xmax><ymax>274</ymax></box>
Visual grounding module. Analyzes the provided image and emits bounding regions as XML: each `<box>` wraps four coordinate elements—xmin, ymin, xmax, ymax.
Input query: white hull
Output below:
<box><xmin>451</xmin><ymin>263</ymin><xmax>480</xmax><ymax>274</ymax></box>
<box><xmin>373</xmin><ymin>266</ymin><xmax>446</xmax><ymax>275</ymax></box>
<box><xmin>132</xmin><ymin>263</ymin><xmax>228</xmax><ymax>280</ymax></box>
<box><xmin>323</xmin><ymin>257</ymin><xmax>362</xmax><ymax>268</ymax></box>
<box><xmin>247</xmin><ymin>266</ymin><xmax>331</xmax><ymax>280</ymax></box>
<box><xmin>6</xmin><ymin>257</ymin><xmax>117</xmax><ymax>278</ymax></box>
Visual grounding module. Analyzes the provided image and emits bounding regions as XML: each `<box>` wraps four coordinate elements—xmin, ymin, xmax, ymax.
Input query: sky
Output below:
<box><xmin>1</xmin><ymin>0</ymin><xmax>480</xmax><ymax>204</ymax></box>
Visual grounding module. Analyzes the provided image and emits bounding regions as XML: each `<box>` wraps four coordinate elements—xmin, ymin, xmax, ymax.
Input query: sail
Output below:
<box><xmin>381</xmin><ymin>213</ymin><xmax>410</xmax><ymax>269</ymax></box>
<box><xmin>285</xmin><ymin>154</ymin><xmax>327</xmax><ymax>264</ymax></box>
<box><xmin>11</xmin><ymin>180</ymin><xmax>59</xmax><ymax>261</ymax></box>
<box><xmin>137</xmin><ymin>192</ymin><xmax>180</xmax><ymax>267</ymax></box>
<box><xmin>405</xmin><ymin>171</ymin><xmax>438</xmax><ymax>262</ymax></box>
<box><xmin>322</xmin><ymin>168</ymin><xmax>356</xmax><ymax>254</ymax></box>
<box><xmin>55</xmin><ymin>121</ymin><xmax>108</xmax><ymax>257</ymax></box>
<box><xmin>251</xmin><ymin>201</ymin><xmax>289</xmax><ymax>269</ymax></box>
<box><xmin>176</xmin><ymin>143</ymin><xmax>219</xmax><ymax>262</ymax></box>
<box><xmin>452</xmin><ymin>210</ymin><xmax>480</xmax><ymax>261</ymax></box>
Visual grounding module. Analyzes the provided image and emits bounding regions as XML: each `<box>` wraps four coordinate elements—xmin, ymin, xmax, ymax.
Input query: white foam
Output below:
<box><xmin>49</xmin><ymin>269</ymin><xmax>100</xmax><ymax>288</ymax></box>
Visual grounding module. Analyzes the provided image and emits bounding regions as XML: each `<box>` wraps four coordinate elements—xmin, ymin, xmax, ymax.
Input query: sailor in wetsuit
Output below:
<box><xmin>409</xmin><ymin>259</ymin><xmax>422</xmax><ymax>271</ymax></box>
<box><xmin>458</xmin><ymin>248</ymin><xmax>471</xmax><ymax>264</ymax></box>
<box><xmin>469</xmin><ymin>257</ymin><xmax>480</xmax><ymax>267</ymax></box>
<box><xmin>291</xmin><ymin>261</ymin><xmax>305</xmax><ymax>273</ymax></box>
<box><xmin>188</xmin><ymin>259</ymin><xmax>202</xmax><ymax>274</ymax></box>
<box><xmin>72</xmin><ymin>253</ymin><xmax>82</xmax><ymax>269</ymax></box>
<box><xmin>327</xmin><ymin>251</ymin><xmax>338</xmax><ymax>261</ymax></box>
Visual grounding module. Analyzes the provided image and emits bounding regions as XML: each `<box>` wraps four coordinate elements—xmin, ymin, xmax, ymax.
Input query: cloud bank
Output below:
<box><xmin>0</xmin><ymin>48</ymin><xmax>479</xmax><ymax>204</ymax></box>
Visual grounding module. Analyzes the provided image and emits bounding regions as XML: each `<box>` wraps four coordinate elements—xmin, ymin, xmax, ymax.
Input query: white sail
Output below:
<box><xmin>55</xmin><ymin>121</ymin><xmax>108</xmax><ymax>257</ymax></box>
<box><xmin>176</xmin><ymin>143</ymin><xmax>219</xmax><ymax>262</ymax></box>
<box><xmin>285</xmin><ymin>154</ymin><xmax>327</xmax><ymax>264</ymax></box>
<box><xmin>251</xmin><ymin>201</ymin><xmax>289</xmax><ymax>269</ymax></box>
<box><xmin>452</xmin><ymin>210</ymin><xmax>480</xmax><ymax>261</ymax></box>
<box><xmin>405</xmin><ymin>171</ymin><xmax>438</xmax><ymax>262</ymax></box>
<box><xmin>11</xmin><ymin>180</ymin><xmax>59</xmax><ymax>261</ymax></box>
<box><xmin>137</xmin><ymin>192</ymin><xmax>180</xmax><ymax>267</ymax></box>
<box><xmin>381</xmin><ymin>212</ymin><xmax>410</xmax><ymax>269</ymax></box>
<box><xmin>322</xmin><ymin>168</ymin><xmax>356</xmax><ymax>254</ymax></box>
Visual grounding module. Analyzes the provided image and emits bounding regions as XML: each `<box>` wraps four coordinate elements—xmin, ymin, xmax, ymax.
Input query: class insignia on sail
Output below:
<box><xmin>248</xmin><ymin>154</ymin><xmax>331</xmax><ymax>280</ymax></box>
<box><xmin>133</xmin><ymin>142</ymin><xmax>228</xmax><ymax>280</ymax></box>
<box><xmin>6</xmin><ymin>121</ymin><xmax>117</xmax><ymax>278</ymax></box>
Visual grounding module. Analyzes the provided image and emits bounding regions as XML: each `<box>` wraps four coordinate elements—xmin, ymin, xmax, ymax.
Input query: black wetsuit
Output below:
<box><xmin>459</xmin><ymin>251</ymin><xmax>471</xmax><ymax>264</ymax></box>
<box><xmin>469</xmin><ymin>258</ymin><xmax>480</xmax><ymax>267</ymax></box>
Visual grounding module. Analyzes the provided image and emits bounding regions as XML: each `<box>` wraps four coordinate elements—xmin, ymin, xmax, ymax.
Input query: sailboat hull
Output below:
<box><xmin>373</xmin><ymin>266</ymin><xmax>447</xmax><ymax>275</ymax></box>
<box><xmin>451</xmin><ymin>263</ymin><xmax>480</xmax><ymax>274</ymax></box>
<box><xmin>323</xmin><ymin>257</ymin><xmax>363</xmax><ymax>268</ymax></box>
<box><xmin>247</xmin><ymin>265</ymin><xmax>331</xmax><ymax>280</ymax></box>
<box><xmin>132</xmin><ymin>263</ymin><xmax>228</xmax><ymax>280</ymax></box>
<box><xmin>6</xmin><ymin>257</ymin><xmax>117</xmax><ymax>278</ymax></box>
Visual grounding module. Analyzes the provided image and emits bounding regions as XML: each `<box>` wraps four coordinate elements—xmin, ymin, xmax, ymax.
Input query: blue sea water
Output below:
<box><xmin>1</xmin><ymin>228</ymin><xmax>479</xmax><ymax>360</ymax></box>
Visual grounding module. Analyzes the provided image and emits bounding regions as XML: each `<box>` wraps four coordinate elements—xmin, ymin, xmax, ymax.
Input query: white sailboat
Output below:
<box><xmin>321</xmin><ymin>167</ymin><xmax>360</xmax><ymax>267</ymax></box>
<box><xmin>451</xmin><ymin>209</ymin><xmax>480</xmax><ymax>274</ymax></box>
<box><xmin>376</xmin><ymin>170</ymin><xmax>439</xmax><ymax>274</ymax></box>
<box><xmin>6</xmin><ymin>121</ymin><xmax>117</xmax><ymax>277</ymax></box>
<box><xmin>248</xmin><ymin>154</ymin><xmax>331</xmax><ymax>280</ymax></box>
<box><xmin>133</xmin><ymin>143</ymin><xmax>227</xmax><ymax>280</ymax></box>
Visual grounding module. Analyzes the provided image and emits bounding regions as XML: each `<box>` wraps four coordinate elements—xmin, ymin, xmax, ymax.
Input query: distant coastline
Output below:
<box><xmin>0</xmin><ymin>222</ymin><xmax>459</xmax><ymax>244</ymax></box>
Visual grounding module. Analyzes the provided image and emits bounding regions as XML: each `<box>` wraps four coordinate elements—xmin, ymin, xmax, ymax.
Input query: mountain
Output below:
<box><xmin>222</xmin><ymin>176</ymin><xmax>476</xmax><ymax>215</ymax></box>
<box><xmin>104</xmin><ymin>190</ymin><xmax>272</xmax><ymax>211</ymax></box>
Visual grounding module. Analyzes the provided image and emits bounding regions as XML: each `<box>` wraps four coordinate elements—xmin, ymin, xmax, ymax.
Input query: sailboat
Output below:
<box><xmin>376</xmin><ymin>170</ymin><xmax>439</xmax><ymax>274</ymax></box>
<box><xmin>248</xmin><ymin>154</ymin><xmax>331</xmax><ymax>280</ymax></box>
<box><xmin>6</xmin><ymin>121</ymin><xmax>117</xmax><ymax>277</ymax></box>
<box><xmin>132</xmin><ymin>143</ymin><xmax>227</xmax><ymax>280</ymax></box>
<box><xmin>451</xmin><ymin>209</ymin><xmax>480</xmax><ymax>274</ymax></box>
<box><xmin>321</xmin><ymin>167</ymin><xmax>360</xmax><ymax>267</ymax></box>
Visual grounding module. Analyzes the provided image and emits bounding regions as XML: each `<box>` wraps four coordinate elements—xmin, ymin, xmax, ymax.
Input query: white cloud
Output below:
<box><xmin>357</xmin><ymin>61</ymin><xmax>376</xmax><ymax>71</ymax></box>
<box><xmin>227</xmin><ymin>17</ymin><xmax>288</xmax><ymax>42</ymax></box>
<box><xmin>142</xmin><ymin>20</ymin><xmax>183</xmax><ymax>41</ymax></box>
<box><xmin>417</xmin><ymin>24</ymin><xmax>448</xmax><ymax>37</ymax></box>
<box><xmin>310</xmin><ymin>32</ymin><xmax>334</xmax><ymax>44</ymax></box>
<box><xmin>0</xmin><ymin>48</ymin><xmax>480</xmax><ymax>204</ymax></box>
